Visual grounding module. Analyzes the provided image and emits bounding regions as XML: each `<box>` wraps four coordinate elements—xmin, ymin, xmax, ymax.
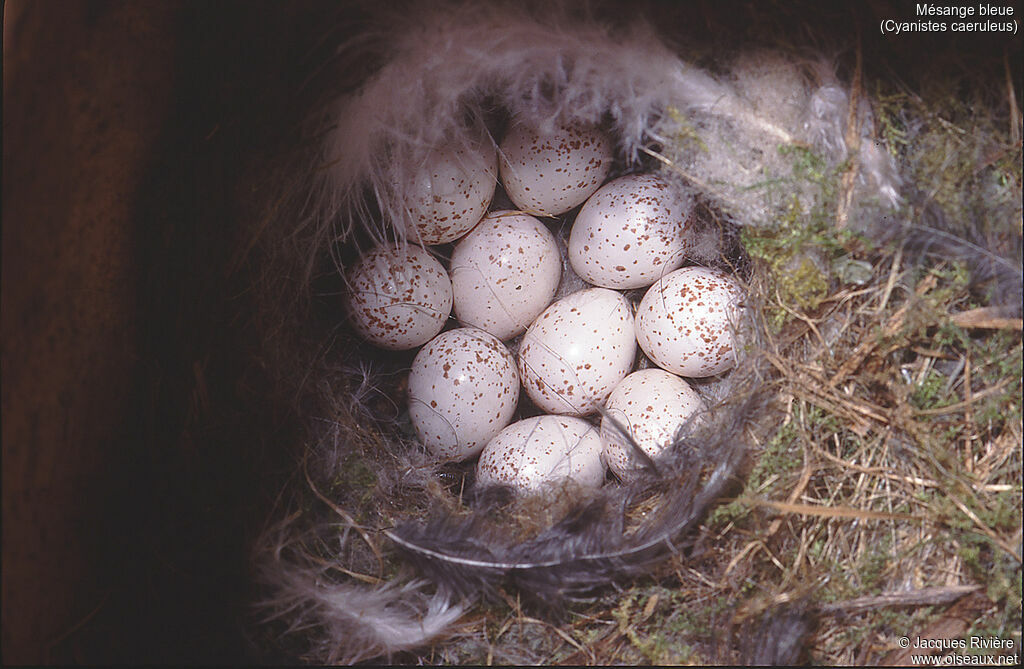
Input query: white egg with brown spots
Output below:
<box><xmin>346</xmin><ymin>243</ymin><xmax>452</xmax><ymax>350</ymax></box>
<box><xmin>518</xmin><ymin>288</ymin><xmax>636</xmax><ymax>416</ymax></box>
<box><xmin>569</xmin><ymin>174</ymin><xmax>696</xmax><ymax>289</ymax></box>
<box><xmin>408</xmin><ymin>328</ymin><xmax>519</xmax><ymax>461</ymax></box>
<box><xmin>476</xmin><ymin>415</ymin><xmax>605</xmax><ymax>492</ymax></box>
<box><xmin>635</xmin><ymin>267</ymin><xmax>745</xmax><ymax>377</ymax></box>
<box><xmin>600</xmin><ymin>369</ymin><xmax>705</xmax><ymax>478</ymax></box>
<box><xmin>499</xmin><ymin>120</ymin><xmax>613</xmax><ymax>216</ymax></box>
<box><xmin>450</xmin><ymin>211</ymin><xmax>561</xmax><ymax>340</ymax></box>
<box><xmin>405</xmin><ymin>141</ymin><xmax>497</xmax><ymax>244</ymax></box>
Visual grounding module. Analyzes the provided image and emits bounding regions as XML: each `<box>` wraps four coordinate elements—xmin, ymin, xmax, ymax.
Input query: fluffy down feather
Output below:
<box><xmin>312</xmin><ymin>1</ymin><xmax>804</xmax><ymax>252</ymax></box>
<box><xmin>254</xmin><ymin>525</ymin><xmax>465</xmax><ymax>664</ymax></box>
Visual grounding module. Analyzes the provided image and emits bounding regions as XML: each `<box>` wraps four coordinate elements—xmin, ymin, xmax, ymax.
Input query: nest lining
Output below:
<box><xmin>244</xmin><ymin>2</ymin><xmax>1023</xmax><ymax>664</ymax></box>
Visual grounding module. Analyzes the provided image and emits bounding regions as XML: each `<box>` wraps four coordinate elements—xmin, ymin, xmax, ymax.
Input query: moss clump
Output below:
<box><xmin>777</xmin><ymin>254</ymin><xmax>830</xmax><ymax>310</ymax></box>
<box><xmin>741</xmin><ymin>181</ymin><xmax>867</xmax><ymax>330</ymax></box>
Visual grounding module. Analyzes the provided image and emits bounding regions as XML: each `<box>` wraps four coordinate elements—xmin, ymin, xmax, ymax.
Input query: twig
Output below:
<box><xmin>1006</xmin><ymin>49</ymin><xmax>1022</xmax><ymax>147</ymax></box>
<box><xmin>951</xmin><ymin>307</ymin><xmax>1024</xmax><ymax>331</ymax></box>
<box><xmin>963</xmin><ymin>355</ymin><xmax>974</xmax><ymax>475</ymax></box>
<box><xmin>739</xmin><ymin>497</ymin><xmax>923</xmax><ymax>523</ymax></box>
<box><xmin>44</xmin><ymin>592</ymin><xmax>111</xmax><ymax>663</ymax></box>
<box><xmin>520</xmin><ymin>617</ymin><xmax>587</xmax><ymax>655</ymax></box>
<box><xmin>945</xmin><ymin>492</ymin><xmax>1022</xmax><ymax>563</ymax></box>
<box><xmin>875</xmin><ymin>245</ymin><xmax>902</xmax><ymax>315</ymax></box>
<box><xmin>827</xmin><ymin>274</ymin><xmax>938</xmax><ymax>388</ymax></box>
<box><xmin>811</xmin><ymin>441</ymin><xmax>1012</xmax><ymax>493</ymax></box>
<box><xmin>721</xmin><ymin>439</ymin><xmax>815</xmax><ymax>582</ymax></box>
<box><xmin>818</xmin><ymin>585</ymin><xmax>981</xmax><ymax>615</ymax></box>
<box><xmin>836</xmin><ymin>33</ymin><xmax>864</xmax><ymax>230</ymax></box>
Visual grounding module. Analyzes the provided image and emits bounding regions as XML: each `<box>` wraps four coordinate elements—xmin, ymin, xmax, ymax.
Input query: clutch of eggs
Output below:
<box><xmin>344</xmin><ymin>121</ymin><xmax>746</xmax><ymax>491</ymax></box>
<box><xmin>635</xmin><ymin>267</ymin><xmax>745</xmax><ymax>377</ymax></box>
<box><xmin>517</xmin><ymin>287</ymin><xmax>636</xmax><ymax>416</ymax></box>
<box><xmin>476</xmin><ymin>415</ymin><xmax>605</xmax><ymax>492</ymax></box>
<box><xmin>345</xmin><ymin>242</ymin><xmax>453</xmax><ymax>350</ymax></box>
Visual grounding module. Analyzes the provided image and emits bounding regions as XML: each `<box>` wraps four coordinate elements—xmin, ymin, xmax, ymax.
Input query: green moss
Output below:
<box><xmin>910</xmin><ymin>368</ymin><xmax>954</xmax><ymax>410</ymax></box>
<box><xmin>873</xmin><ymin>87</ymin><xmax>911</xmax><ymax>159</ymax></box>
<box><xmin>778</xmin><ymin>256</ymin><xmax>830</xmax><ymax>310</ymax></box>
<box><xmin>856</xmin><ymin>536</ymin><xmax>894</xmax><ymax>594</ymax></box>
<box><xmin>707</xmin><ymin>497</ymin><xmax>751</xmax><ymax>527</ymax></box>
<box><xmin>740</xmin><ymin>180</ymin><xmax>865</xmax><ymax>330</ymax></box>
<box><xmin>327</xmin><ymin>451</ymin><xmax>380</xmax><ymax>522</ymax></box>
<box><xmin>612</xmin><ymin>593</ymin><xmax>687</xmax><ymax>665</ymax></box>
<box><xmin>665</xmin><ymin>106</ymin><xmax>708</xmax><ymax>154</ymax></box>
<box><xmin>778</xmin><ymin>144</ymin><xmax>836</xmax><ymax>196</ymax></box>
<box><xmin>749</xmin><ymin>418</ymin><xmax>802</xmax><ymax>492</ymax></box>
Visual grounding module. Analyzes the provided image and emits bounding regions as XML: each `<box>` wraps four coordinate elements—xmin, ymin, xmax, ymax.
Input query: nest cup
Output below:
<box><xmin>247</xmin><ymin>2</ymin><xmax>1023</xmax><ymax>665</ymax></box>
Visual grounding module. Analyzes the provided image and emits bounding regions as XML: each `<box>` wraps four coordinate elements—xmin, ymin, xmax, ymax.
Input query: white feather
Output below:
<box><xmin>257</xmin><ymin>561</ymin><xmax>465</xmax><ymax>664</ymax></box>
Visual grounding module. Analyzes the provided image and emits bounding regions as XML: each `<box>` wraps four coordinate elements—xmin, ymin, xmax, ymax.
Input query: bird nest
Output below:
<box><xmin>240</xmin><ymin>2</ymin><xmax>1022</xmax><ymax>664</ymax></box>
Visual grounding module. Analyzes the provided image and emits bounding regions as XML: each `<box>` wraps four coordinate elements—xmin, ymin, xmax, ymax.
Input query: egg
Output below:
<box><xmin>346</xmin><ymin>243</ymin><xmax>452</xmax><ymax>350</ymax></box>
<box><xmin>404</xmin><ymin>140</ymin><xmax>497</xmax><ymax>244</ymax></box>
<box><xmin>600</xmin><ymin>369</ymin><xmax>705</xmax><ymax>478</ymax></box>
<box><xmin>476</xmin><ymin>415</ymin><xmax>605</xmax><ymax>492</ymax></box>
<box><xmin>518</xmin><ymin>287</ymin><xmax>636</xmax><ymax>416</ymax></box>
<box><xmin>568</xmin><ymin>174</ymin><xmax>695</xmax><ymax>289</ymax></box>
<box><xmin>449</xmin><ymin>211</ymin><xmax>561</xmax><ymax>340</ymax></box>
<box><xmin>635</xmin><ymin>267</ymin><xmax>745</xmax><ymax>377</ymax></box>
<box><xmin>408</xmin><ymin>328</ymin><xmax>519</xmax><ymax>460</ymax></box>
<box><xmin>498</xmin><ymin>119</ymin><xmax>613</xmax><ymax>216</ymax></box>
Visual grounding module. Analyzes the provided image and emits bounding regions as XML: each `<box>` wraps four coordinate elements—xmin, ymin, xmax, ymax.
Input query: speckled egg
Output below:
<box><xmin>346</xmin><ymin>243</ymin><xmax>452</xmax><ymax>350</ymax></box>
<box><xmin>568</xmin><ymin>174</ymin><xmax>695</xmax><ymax>289</ymax></box>
<box><xmin>450</xmin><ymin>211</ymin><xmax>561</xmax><ymax>341</ymax></box>
<box><xmin>405</xmin><ymin>141</ymin><xmax>497</xmax><ymax>244</ymax></box>
<box><xmin>498</xmin><ymin>120</ymin><xmax>613</xmax><ymax>216</ymax></box>
<box><xmin>408</xmin><ymin>328</ymin><xmax>519</xmax><ymax>461</ymax></box>
<box><xmin>635</xmin><ymin>267</ymin><xmax>745</xmax><ymax>377</ymax></box>
<box><xmin>518</xmin><ymin>288</ymin><xmax>636</xmax><ymax>416</ymax></box>
<box><xmin>600</xmin><ymin>369</ymin><xmax>705</xmax><ymax>478</ymax></box>
<box><xmin>476</xmin><ymin>415</ymin><xmax>606</xmax><ymax>492</ymax></box>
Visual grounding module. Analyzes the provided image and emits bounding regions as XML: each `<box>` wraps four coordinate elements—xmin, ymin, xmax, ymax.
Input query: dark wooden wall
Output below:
<box><xmin>4</xmin><ymin>2</ymin><xmax>183</xmax><ymax>661</ymax></box>
<box><xmin>2</xmin><ymin>1</ymin><xmax>335</xmax><ymax>662</ymax></box>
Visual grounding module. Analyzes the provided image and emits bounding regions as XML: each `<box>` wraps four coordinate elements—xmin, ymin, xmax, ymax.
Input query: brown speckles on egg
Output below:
<box><xmin>568</xmin><ymin>174</ymin><xmax>696</xmax><ymax>289</ymax></box>
<box><xmin>475</xmin><ymin>416</ymin><xmax>606</xmax><ymax>492</ymax></box>
<box><xmin>599</xmin><ymin>369</ymin><xmax>705</xmax><ymax>478</ymax></box>
<box><xmin>498</xmin><ymin>120</ymin><xmax>613</xmax><ymax>216</ymax></box>
<box><xmin>450</xmin><ymin>211</ymin><xmax>561</xmax><ymax>340</ymax></box>
<box><xmin>405</xmin><ymin>140</ymin><xmax>497</xmax><ymax>244</ymax></box>
<box><xmin>635</xmin><ymin>267</ymin><xmax>745</xmax><ymax>377</ymax></box>
<box><xmin>346</xmin><ymin>243</ymin><xmax>452</xmax><ymax>350</ymax></box>
<box><xmin>408</xmin><ymin>328</ymin><xmax>519</xmax><ymax>461</ymax></box>
<box><xmin>517</xmin><ymin>288</ymin><xmax>636</xmax><ymax>416</ymax></box>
